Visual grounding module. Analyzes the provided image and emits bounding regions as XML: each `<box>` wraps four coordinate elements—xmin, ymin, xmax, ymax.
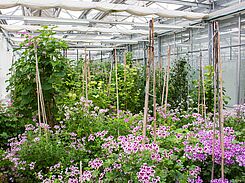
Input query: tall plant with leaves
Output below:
<box><xmin>168</xmin><ymin>57</ymin><xmax>191</xmax><ymax>111</ymax></box>
<box><xmin>191</xmin><ymin>65</ymin><xmax>229</xmax><ymax>113</ymax></box>
<box><xmin>7</xmin><ymin>27</ymin><xmax>75</xmax><ymax>126</ymax></box>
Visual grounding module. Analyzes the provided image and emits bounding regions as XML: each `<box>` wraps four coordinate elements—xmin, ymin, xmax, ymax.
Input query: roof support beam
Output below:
<box><xmin>136</xmin><ymin>0</ymin><xmax>211</xmax><ymax>8</ymax></box>
<box><xmin>0</xmin><ymin>15</ymin><xmax>204</xmax><ymax>29</ymax></box>
<box><xmin>0</xmin><ymin>0</ymin><xmax>207</xmax><ymax>20</ymax></box>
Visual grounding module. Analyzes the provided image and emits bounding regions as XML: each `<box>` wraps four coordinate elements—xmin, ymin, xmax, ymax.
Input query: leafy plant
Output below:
<box><xmin>0</xmin><ymin>102</ymin><xmax>28</xmax><ymax>148</ymax></box>
<box><xmin>7</xmin><ymin>27</ymin><xmax>75</xmax><ymax>126</ymax></box>
<box><xmin>191</xmin><ymin>65</ymin><xmax>230</xmax><ymax>114</ymax></box>
<box><xmin>168</xmin><ymin>57</ymin><xmax>191</xmax><ymax>111</ymax></box>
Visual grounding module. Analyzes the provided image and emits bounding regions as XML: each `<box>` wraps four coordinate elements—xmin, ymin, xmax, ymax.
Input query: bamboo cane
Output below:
<box><xmin>79</xmin><ymin>161</ymin><xmax>83</xmax><ymax>183</ymax></box>
<box><xmin>217</xmin><ymin>22</ymin><xmax>225</xmax><ymax>181</ymax></box>
<box><xmin>151</xmin><ymin>19</ymin><xmax>157</xmax><ymax>143</ymax></box>
<box><xmin>34</xmin><ymin>43</ymin><xmax>47</xmax><ymax>126</ymax></box>
<box><xmin>84</xmin><ymin>48</ymin><xmax>88</xmax><ymax>101</ymax></box>
<box><xmin>200</xmin><ymin>51</ymin><xmax>206</xmax><ymax>120</ymax></box>
<box><xmin>34</xmin><ymin>43</ymin><xmax>41</xmax><ymax>126</ymax></box>
<box><xmin>211</xmin><ymin>37</ymin><xmax>217</xmax><ymax>180</ymax></box>
<box><xmin>198</xmin><ymin>52</ymin><xmax>201</xmax><ymax>114</ymax></box>
<box><xmin>124</xmin><ymin>51</ymin><xmax>127</xmax><ymax>82</ymax></box>
<box><xmin>143</xmin><ymin>19</ymin><xmax>153</xmax><ymax>144</ymax></box>
<box><xmin>159</xmin><ymin>56</ymin><xmax>163</xmax><ymax>89</ymax></box>
<box><xmin>164</xmin><ymin>46</ymin><xmax>171</xmax><ymax>114</ymax></box>
<box><xmin>161</xmin><ymin>57</ymin><xmax>168</xmax><ymax>106</ymax></box>
<box><xmin>88</xmin><ymin>51</ymin><xmax>91</xmax><ymax>83</ymax></box>
<box><xmin>114</xmin><ymin>48</ymin><xmax>120</xmax><ymax>117</ymax></box>
<box><xmin>108</xmin><ymin>58</ymin><xmax>113</xmax><ymax>97</ymax></box>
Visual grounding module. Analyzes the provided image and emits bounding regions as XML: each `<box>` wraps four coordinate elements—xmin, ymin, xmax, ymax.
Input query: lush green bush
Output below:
<box><xmin>168</xmin><ymin>57</ymin><xmax>191</xmax><ymax>111</ymax></box>
<box><xmin>0</xmin><ymin>102</ymin><xmax>28</xmax><ymax>148</ymax></box>
<box><xmin>7</xmin><ymin>27</ymin><xmax>76</xmax><ymax>126</ymax></box>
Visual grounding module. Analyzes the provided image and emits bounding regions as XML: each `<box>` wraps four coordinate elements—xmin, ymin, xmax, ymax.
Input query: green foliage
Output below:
<box><xmin>191</xmin><ymin>65</ymin><xmax>230</xmax><ymax>113</ymax></box>
<box><xmin>168</xmin><ymin>57</ymin><xmax>191</xmax><ymax>111</ymax></box>
<box><xmin>88</xmin><ymin>53</ymin><xmax>143</xmax><ymax>113</ymax></box>
<box><xmin>0</xmin><ymin>103</ymin><xmax>28</xmax><ymax>148</ymax></box>
<box><xmin>7</xmin><ymin>27</ymin><xmax>75</xmax><ymax>126</ymax></box>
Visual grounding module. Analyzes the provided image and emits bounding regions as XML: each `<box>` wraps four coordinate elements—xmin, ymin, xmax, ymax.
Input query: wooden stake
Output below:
<box><xmin>84</xmin><ymin>48</ymin><xmax>88</xmax><ymax>101</ymax></box>
<box><xmin>152</xmin><ymin>20</ymin><xmax>157</xmax><ymax>143</ymax></box>
<box><xmin>200</xmin><ymin>51</ymin><xmax>206</xmax><ymax>120</ymax></box>
<box><xmin>34</xmin><ymin>43</ymin><xmax>41</xmax><ymax>126</ymax></box>
<box><xmin>114</xmin><ymin>48</ymin><xmax>120</xmax><ymax>117</ymax></box>
<box><xmin>198</xmin><ymin>53</ymin><xmax>201</xmax><ymax>114</ymax></box>
<box><xmin>124</xmin><ymin>51</ymin><xmax>127</xmax><ymax>82</ymax></box>
<box><xmin>161</xmin><ymin>56</ymin><xmax>168</xmax><ymax>106</ymax></box>
<box><xmin>108</xmin><ymin>58</ymin><xmax>113</xmax><ymax>97</ymax></box>
<box><xmin>143</xmin><ymin>19</ymin><xmax>153</xmax><ymax>144</ymax></box>
<box><xmin>164</xmin><ymin>46</ymin><xmax>171</xmax><ymax>114</ymax></box>
<box><xmin>212</xmin><ymin>21</ymin><xmax>225</xmax><ymax>180</ymax></box>
<box><xmin>212</xmin><ymin>41</ymin><xmax>217</xmax><ymax>180</ymax></box>
<box><xmin>79</xmin><ymin>161</ymin><xmax>83</xmax><ymax>183</ymax></box>
<box><xmin>217</xmin><ymin>23</ymin><xmax>225</xmax><ymax>181</ymax></box>
<box><xmin>34</xmin><ymin>43</ymin><xmax>47</xmax><ymax>126</ymax></box>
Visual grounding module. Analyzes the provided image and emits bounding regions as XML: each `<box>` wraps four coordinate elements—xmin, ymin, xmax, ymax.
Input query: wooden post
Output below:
<box><xmin>164</xmin><ymin>46</ymin><xmax>171</xmax><ymax>114</ymax></box>
<box><xmin>34</xmin><ymin>43</ymin><xmax>47</xmax><ymax>126</ymax></box>
<box><xmin>212</xmin><ymin>21</ymin><xmax>225</xmax><ymax>180</ymax></box>
<box><xmin>200</xmin><ymin>51</ymin><xmax>206</xmax><ymax>119</ymax></box>
<box><xmin>114</xmin><ymin>48</ymin><xmax>120</xmax><ymax>117</ymax></box>
<box><xmin>143</xmin><ymin>19</ymin><xmax>154</xmax><ymax>144</ymax></box>
<box><xmin>198</xmin><ymin>52</ymin><xmax>201</xmax><ymax>114</ymax></box>
<box><xmin>217</xmin><ymin>22</ymin><xmax>225</xmax><ymax>181</ymax></box>
<box><xmin>161</xmin><ymin>56</ymin><xmax>168</xmax><ymax>106</ymax></box>
<box><xmin>34</xmin><ymin>43</ymin><xmax>41</xmax><ymax>126</ymax></box>
<box><xmin>212</xmin><ymin>23</ymin><xmax>217</xmax><ymax>180</ymax></box>
<box><xmin>152</xmin><ymin>20</ymin><xmax>157</xmax><ymax>143</ymax></box>
<box><xmin>124</xmin><ymin>51</ymin><xmax>127</xmax><ymax>82</ymax></box>
<box><xmin>108</xmin><ymin>56</ymin><xmax>113</xmax><ymax>97</ymax></box>
<box><xmin>84</xmin><ymin>48</ymin><xmax>88</xmax><ymax>100</ymax></box>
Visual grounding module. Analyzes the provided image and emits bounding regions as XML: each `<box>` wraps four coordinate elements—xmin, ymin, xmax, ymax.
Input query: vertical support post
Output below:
<box><xmin>101</xmin><ymin>50</ymin><xmax>103</xmax><ymax>62</ymax></box>
<box><xmin>152</xmin><ymin>22</ymin><xmax>157</xmax><ymax>143</ymax></box>
<box><xmin>143</xmin><ymin>19</ymin><xmax>154</xmax><ymax>145</ymax></box>
<box><xmin>158</xmin><ymin>36</ymin><xmax>162</xmax><ymax>89</ymax></box>
<box><xmin>124</xmin><ymin>51</ymin><xmax>127</xmax><ymax>82</ymax></box>
<box><xmin>143</xmin><ymin>41</ymin><xmax>147</xmax><ymax>66</ymax></box>
<box><xmin>158</xmin><ymin>36</ymin><xmax>162</xmax><ymax>69</ymax></box>
<box><xmin>213</xmin><ymin>21</ymin><xmax>225</xmax><ymax>181</ymax></box>
<box><xmin>76</xmin><ymin>49</ymin><xmax>79</xmax><ymax>61</ymax></box>
<box><xmin>114</xmin><ymin>48</ymin><xmax>120</xmax><ymax>117</ymax></box>
<box><xmin>84</xmin><ymin>48</ymin><xmax>88</xmax><ymax>100</ymax></box>
<box><xmin>190</xmin><ymin>29</ymin><xmax>194</xmax><ymax>67</ymax></box>
<box><xmin>164</xmin><ymin>46</ymin><xmax>171</xmax><ymax>114</ymax></box>
<box><xmin>208</xmin><ymin>22</ymin><xmax>213</xmax><ymax>65</ymax></box>
<box><xmin>200</xmin><ymin>51</ymin><xmax>206</xmax><ymax>119</ymax></box>
<box><xmin>237</xmin><ymin>14</ymin><xmax>241</xmax><ymax>104</ymax></box>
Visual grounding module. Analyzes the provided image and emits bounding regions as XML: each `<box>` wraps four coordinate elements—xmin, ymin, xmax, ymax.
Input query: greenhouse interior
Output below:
<box><xmin>0</xmin><ymin>0</ymin><xmax>245</xmax><ymax>182</ymax></box>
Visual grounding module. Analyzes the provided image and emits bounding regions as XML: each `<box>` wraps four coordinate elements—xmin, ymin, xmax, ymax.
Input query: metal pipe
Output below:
<box><xmin>160</xmin><ymin>43</ymin><xmax>245</xmax><ymax>57</ymax></box>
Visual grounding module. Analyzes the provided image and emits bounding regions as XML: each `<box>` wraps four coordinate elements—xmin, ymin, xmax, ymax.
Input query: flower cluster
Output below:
<box><xmin>184</xmin><ymin>125</ymin><xmax>245</xmax><ymax>166</ymax></box>
<box><xmin>137</xmin><ymin>163</ymin><xmax>160</xmax><ymax>183</ymax></box>
<box><xmin>211</xmin><ymin>178</ymin><xmax>230</xmax><ymax>183</ymax></box>
<box><xmin>89</xmin><ymin>158</ymin><xmax>103</xmax><ymax>169</ymax></box>
<box><xmin>81</xmin><ymin>170</ymin><xmax>92</xmax><ymax>181</ymax></box>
